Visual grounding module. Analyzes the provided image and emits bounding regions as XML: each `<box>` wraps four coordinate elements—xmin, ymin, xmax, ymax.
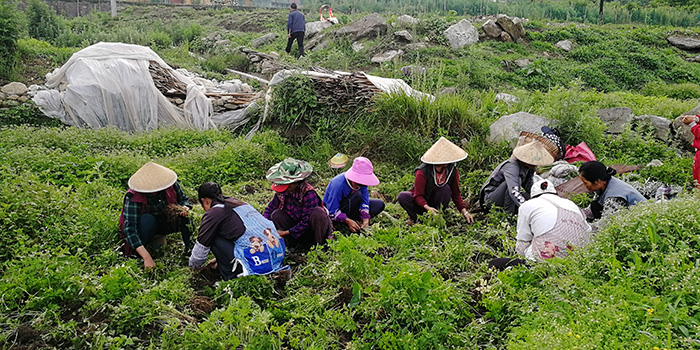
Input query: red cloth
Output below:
<box><xmin>564</xmin><ymin>142</ymin><xmax>596</xmax><ymax>163</ymax></box>
<box><xmin>693</xmin><ymin>151</ymin><xmax>700</xmax><ymax>189</ymax></box>
<box><xmin>691</xmin><ymin>121</ymin><xmax>700</xmax><ymax>188</ymax></box>
<box><xmin>411</xmin><ymin>168</ymin><xmax>466</xmax><ymax>211</ymax></box>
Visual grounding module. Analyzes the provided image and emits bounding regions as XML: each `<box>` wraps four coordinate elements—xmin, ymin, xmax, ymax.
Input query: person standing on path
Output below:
<box><xmin>286</xmin><ymin>3</ymin><xmax>305</xmax><ymax>58</ymax></box>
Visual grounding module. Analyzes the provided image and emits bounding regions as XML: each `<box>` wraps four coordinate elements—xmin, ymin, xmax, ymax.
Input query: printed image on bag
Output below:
<box><xmin>231</xmin><ymin>204</ymin><xmax>289</xmax><ymax>277</ymax></box>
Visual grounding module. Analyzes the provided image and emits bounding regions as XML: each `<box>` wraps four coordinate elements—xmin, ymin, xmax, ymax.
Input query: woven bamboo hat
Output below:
<box><xmin>328</xmin><ymin>153</ymin><xmax>349</xmax><ymax>169</ymax></box>
<box><xmin>512</xmin><ymin>131</ymin><xmax>556</xmax><ymax>166</ymax></box>
<box><xmin>128</xmin><ymin>162</ymin><xmax>178</xmax><ymax>193</ymax></box>
<box><xmin>420</xmin><ymin>137</ymin><xmax>468</xmax><ymax>165</ymax></box>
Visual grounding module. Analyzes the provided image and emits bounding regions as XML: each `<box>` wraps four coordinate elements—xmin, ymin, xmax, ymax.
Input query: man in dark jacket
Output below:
<box><xmin>286</xmin><ymin>3</ymin><xmax>305</xmax><ymax>58</ymax></box>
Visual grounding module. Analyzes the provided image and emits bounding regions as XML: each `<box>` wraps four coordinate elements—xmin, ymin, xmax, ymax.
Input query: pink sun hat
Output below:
<box><xmin>345</xmin><ymin>157</ymin><xmax>380</xmax><ymax>186</ymax></box>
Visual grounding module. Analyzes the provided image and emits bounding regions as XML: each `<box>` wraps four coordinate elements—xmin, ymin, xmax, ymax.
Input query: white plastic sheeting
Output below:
<box><xmin>363</xmin><ymin>73</ymin><xmax>435</xmax><ymax>102</ymax></box>
<box><xmin>32</xmin><ymin>42</ymin><xmax>216</xmax><ymax>132</ymax></box>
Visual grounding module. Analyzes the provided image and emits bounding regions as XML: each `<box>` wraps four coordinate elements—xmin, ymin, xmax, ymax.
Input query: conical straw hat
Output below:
<box><xmin>512</xmin><ymin>132</ymin><xmax>555</xmax><ymax>166</ymax></box>
<box><xmin>519</xmin><ymin>131</ymin><xmax>559</xmax><ymax>160</ymax></box>
<box><xmin>128</xmin><ymin>162</ymin><xmax>178</xmax><ymax>193</ymax></box>
<box><xmin>420</xmin><ymin>137</ymin><xmax>468</xmax><ymax>165</ymax></box>
<box><xmin>328</xmin><ymin>153</ymin><xmax>349</xmax><ymax>169</ymax></box>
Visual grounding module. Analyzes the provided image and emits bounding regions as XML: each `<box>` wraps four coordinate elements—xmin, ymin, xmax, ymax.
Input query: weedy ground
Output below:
<box><xmin>2</xmin><ymin>4</ymin><xmax>700</xmax><ymax>349</ymax></box>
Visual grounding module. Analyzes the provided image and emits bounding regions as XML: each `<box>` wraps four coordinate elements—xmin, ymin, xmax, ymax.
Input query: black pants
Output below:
<box><xmin>209</xmin><ymin>236</ymin><xmax>243</xmax><ymax>280</ymax></box>
<box><xmin>285</xmin><ymin>31</ymin><xmax>305</xmax><ymax>58</ymax></box>
<box><xmin>488</xmin><ymin>258</ymin><xmax>528</xmax><ymax>271</ymax></box>
<box><xmin>139</xmin><ymin>213</ymin><xmax>192</xmax><ymax>250</ymax></box>
<box><xmin>339</xmin><ymin>190</ymin><xmax>385</xmax><ymax>222</ymax></box>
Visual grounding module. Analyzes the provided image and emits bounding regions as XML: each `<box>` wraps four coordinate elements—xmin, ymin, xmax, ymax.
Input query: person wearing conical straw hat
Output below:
<box><xmin>118</xmin><ymin>162</ymin><xmax>193</xmax><ymax>269</ymax></box>
<box><xmin>479</xmin><ymin>131</ymin><xmax>558</xmax><ymax>215</ymax></box>
<box><xmin>397</xmin><ymin>137</ymin><xmax>474</xmax><ymax>224</ymax></box>
<box><xmin>263</xmin><ymin>158</ymin><xmax>333</xmax><ymax>247</ymax></box>
<box><xmin>323</xmin><ymin>157</ymin><xmax>385</xmax><ymax>232</ymax></box>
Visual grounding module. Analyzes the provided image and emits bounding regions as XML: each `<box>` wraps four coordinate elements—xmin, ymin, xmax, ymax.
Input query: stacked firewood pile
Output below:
<box><xmin>148</xmin><ymin>61</ymin><xmax>260</xmax><ymax>113</ymax></box>
<box><xmin>207</xmin><ymin>91</ymin><xmax>262</xmax><ymax>113</ymax></box>
<box><xmin>305</xmin><ymin>68</ymin><xmax>382</xmax><ymax>112</ymax></box>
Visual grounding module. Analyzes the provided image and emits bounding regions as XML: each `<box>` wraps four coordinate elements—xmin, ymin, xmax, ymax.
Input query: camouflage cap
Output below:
<box><xmin>266</xmin><ymin>158</ymin><xmax>313</xmax><ymax>184</ymax></box>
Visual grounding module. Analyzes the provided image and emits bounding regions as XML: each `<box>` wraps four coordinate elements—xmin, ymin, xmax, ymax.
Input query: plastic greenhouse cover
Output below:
<box><xmin>33</xmin><ymin>42</ymin><xmax>216</xmax><ymax>132</ymax></box>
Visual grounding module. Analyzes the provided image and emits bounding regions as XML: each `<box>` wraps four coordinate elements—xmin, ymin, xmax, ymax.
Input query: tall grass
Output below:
<box><xmin>306</xmin><ymin>0</ymin><xmax>698</xmax><ymax>27</ymax></box>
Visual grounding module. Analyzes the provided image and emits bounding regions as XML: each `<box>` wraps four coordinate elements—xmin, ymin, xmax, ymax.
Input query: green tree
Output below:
<box><xmin>0</xmin><ymin>0</ymin><xmax>21</xmax><ymax>80</ymax></box>
<box><xmin>26</xmin><ymin>0</ymin><xmax>62</xmax><ymax>42</ymax></box>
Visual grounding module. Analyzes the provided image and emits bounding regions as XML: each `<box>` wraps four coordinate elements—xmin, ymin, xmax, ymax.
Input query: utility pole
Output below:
<box><xmin>111</xmin><ymin>0</ymin><xmax>117</xmax><ymax>17</ymax></box>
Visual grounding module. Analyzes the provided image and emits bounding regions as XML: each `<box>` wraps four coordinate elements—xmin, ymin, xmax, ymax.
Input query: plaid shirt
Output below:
<box><xmin>122</xmin><ymin>182</ymin><xmax>190</xmax><ymax>249</ymax></box>
<box><xmin>263</xmin><ymin>185</ymin><xmax>323</xmax><ymax>239</ymax></box>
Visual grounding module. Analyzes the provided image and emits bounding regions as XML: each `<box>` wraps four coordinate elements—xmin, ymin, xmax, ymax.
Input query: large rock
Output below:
<box><xmin>499</xmin><ymin>32</ymin><xmax>513</xmax><ymax>42</ymax></box>
<box><xmin>488</xmin><ymin>111</ymin><xmax>550</xmax><ymax>145</ymax></box>
<box><xmin>482</xmin><ymin>19</ymin><xmax>503</xmax><ymax>38</ymax></box>
<box><xmin>596</xmin><ymin>107</ymin><xmax>633</xmax><ymax>134</ymax></box>
<box><xmin>335</xmin><ymin>13</ymin><xmax>388</xmax><ymax>41</ymax></box>
<box><xmin>667</xmin><ymin>36</ymin><xmax>700</xmax><ymax>51</ymax></box>
<box><xmin>306</xmin><ymin>21</ymin><xmax>334</xmax><ymax>39</ymax></box>
<box><xmin>251</xmin><ymin>33</ymin><xmax>277</xmax><ymax>48</ymax></box>
<box><xmin>555</xmin><ymin>40</ymin><xmax>573</xmax><ymax>52</ymax></box>
<box><xmin>395</xmin><ymin>14</ymin><xmax>419</xmax><ymax>26</ymax></box>
<box><xmin>400</xmin><ymin>65</ymin><xmax>427</xmax><ymax>77</ymax></box>
<box><xmin>672</xmin><ymin>111</ymin><xmax>699</xmax><ymax>151</ymax></box>
<box><xmin>496</xmin><ymin>14</ymin><xmax>525</xmax><ymax>42</ymax></box>
<box><xmin>1</xmin><ymin>82</ymin><xmax>28</xmax><ymax>96</ymax></box>
<box><xmin>306</xmin><ymin>33</ymin><xmax>328</xmax><ymax>51</ymax></box>
<box><xmin>444</xmin><ymin>19</ymin><xmax>479</xmax><ymax>49</ymax></box>
<box><xmin>371</xmin><ymin>50</ymin><xmax>404</xmax><ymax>63</ymax></box>
<box><xmin>495</xmin><ymin>93</ymin><xmax>520</xmax><ymax>105</ymax></box>
<box><xmin>633</xmin><ymin>114</ymin><xmax>671</xmax><ymax>141</ymax></box>
<box><xmin>394</xmin><ymin>30</ymin><xmax>413</xmax><ymax>42</ymax></box>
<box><xmin>307</xmin><ymin>35</ymin><xmax>331</xmax><ymax>52</ymax></box>
<box><xmin>514</xmin><ymin>59</ymin><xmax>531</xmax><ymax>68</ymax></box>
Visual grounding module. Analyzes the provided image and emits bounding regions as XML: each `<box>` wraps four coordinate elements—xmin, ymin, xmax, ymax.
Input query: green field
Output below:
<box><xmin>2</xmin><ymin>1</ymin><xmax>700</xmax><ymax>348</ymax></box>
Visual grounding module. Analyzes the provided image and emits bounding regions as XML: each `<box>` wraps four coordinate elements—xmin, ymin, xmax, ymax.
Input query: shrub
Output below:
<box><xmin>0</xmin><ymin>0</ymin><xmax>21</xmax><ymax>79</ymax></box>
<box><xmin>641</xmin><ymin>81</ymin><xmax>700</xmax><ymax>100</ymax></box>
<box><xmin>0</xmin><ymin>101</ymin><xmax>65</xmax><ymax>127</ymax></box>
<box><xmin>270</xmin><ymin>75</ymin><xmax>319</xmax><ymax>126</ymax></box>
<box><xmin>202</xmin><ymin>51</ymin><xmax>249</xmax><ymax>74</ymax></box>
<box><xmin>147</xmin><ymin>31</ymin><xmax>173</xmax><ymax>50</ymax></box>
<box><xmin>26</xmin><ymin>0</ymin><xmax>63</xmax><ymax>43</ymax></box>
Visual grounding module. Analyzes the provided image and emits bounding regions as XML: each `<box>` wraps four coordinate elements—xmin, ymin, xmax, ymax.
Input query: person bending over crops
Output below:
<box><xmin>489</xmin><ymin>179</ymin><xmax>592</xmax><ymax>270</ymax></box>
<box><xmin>681</xmin><ymin>114</ymin><xmax>700</xmax><ymax>188</ymax></box>
<box><xmin>479</xmin><ymin>131</ymin><xmax>558</xmax><ymax>215</ymax></box>
<box><xmin>397</xmin><ymin>137</ymin><xmax>474</xmax><ymax>224</ymax></box>
<box><xmin>579</xmin><ymin>161</ymin><xmax>646</xmax><ymax>221</ymax></box>
<box><xmin>323</xmin><ymin>157</ymin><xmax>385</xmax><ymax>232</ymax></box>
<box><xmin>190</xmin><ymin>182</ymin><xmax>287</xmax><ymax>280</ymax></box>
<box><xmin>119</xmin><ymin>162</ymin><xmax>193</xmax><ymax>269</ymax></box>
<box><xmin>515</xmin><ymin>179</ymin><xmax>591</xmax><ymax>260</ymax></box>
<box><xmin>263</xmin><ymin>158</ymin><xmax>333</xmax><ymax>247</ymax></box>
